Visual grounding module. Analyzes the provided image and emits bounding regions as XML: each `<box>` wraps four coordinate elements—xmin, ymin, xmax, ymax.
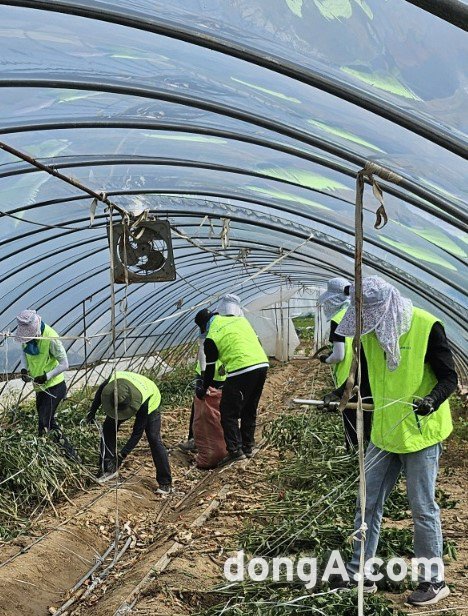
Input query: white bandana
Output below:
<box><xmin>336</xmin><ymin>276</ymin><xmax>413</xmax><ymax>371</ymax></box>
<box><xmin>317</xmin><ymin>277</ymin><xmax>351</xmax><ymax>321</ymax></box>
<box><xmin>217</xmin><ymin>294</ymin><xmax>244</xmax><ymax>316</ymax></box>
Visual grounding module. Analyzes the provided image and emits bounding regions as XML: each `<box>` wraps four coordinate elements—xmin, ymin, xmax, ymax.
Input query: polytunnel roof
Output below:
<box><xmin>0</xmin><ymin>0</ymin><xmax>467</xmax><ymax>383</ymax></box>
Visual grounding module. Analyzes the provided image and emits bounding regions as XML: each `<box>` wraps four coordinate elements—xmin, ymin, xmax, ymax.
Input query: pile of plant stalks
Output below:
<box><xmin>0</xmin><ymin>364</ymin><xmax>195</xmax><ymax>542</ymax></box>
<box><xmin>201</xmin><ymin>407</ymin><xmax>457</xmax><ymax>615</ymax></box>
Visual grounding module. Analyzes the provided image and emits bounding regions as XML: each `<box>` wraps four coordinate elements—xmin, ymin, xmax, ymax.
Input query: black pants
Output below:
<box><xmin>101</xmin><ymin>413</ymin><xmax>172</xmax><ymax>485</ymax></box>
<box><xmin>219</xmin><ymin>367</ymin><xmax>268</xmax><ymax>453</ymax></box>
<box><xmin>36</xmin><ymin>381</ymin><xmax>78</xmax><ymax>459</ymax></box>
<box><xmin>342</xmin><ymin>407</ymin><xmax>373</xmax><ymax>450</ymax></box>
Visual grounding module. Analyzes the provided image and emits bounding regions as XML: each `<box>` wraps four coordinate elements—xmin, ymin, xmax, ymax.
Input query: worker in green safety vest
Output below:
<box><xmin>325</xmin><ymin>277</ymin><xmax>457</xmax><ymax>607</ymax></box>
<box><xmin>86</xmin><ymin>371</ymin><xmax>172</xmax><ymax>493</ymax></box>
<box><xmin>15</xmin><ymin>309</ymin><xmax>80</xmax><ymax>462</ymax></box>
<box><xmin>318</xmin><ymin>277</ymin><xmax>372</xmax><ymax>448</ymax></box>
<box><xmin>194</xmin><ymin>305</ymin><xmax>269</xmax><ymax>466</ymax></box>
<box><xmin>178</xmin><ymin>296</ymin><xmax>244</xmax><ymax>454</ymax></box>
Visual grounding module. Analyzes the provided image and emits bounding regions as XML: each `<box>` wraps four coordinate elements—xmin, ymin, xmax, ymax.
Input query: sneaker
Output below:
<box><xmin>328</xmin><ymin>574</ymin><xmax>377</xmax><ymax>594</ymax></box>
<box><xmin>217</xmin><ymin>450</ymin><xmax>246</xmax><ymax>467</ymax></box>
<box><xmin>156</xmin><ymin>484</ymin><xmax>173</xmax><ymax>495</ymax></box>
<box><xmin>242</xmin><ymin>446</ymin><xmax>254</xmax><ymax>458</ymax></box>
<box><xmin>407</xmin><ymin>581</ymin><xmax>450</xmax><ymax>606</ymax></box>
<box><xmin>177</xmin><ymin>438</ymin><xmax>197</xmax><ymax>453</ymax></box>
<box><xmin>96</xmin><ymin>470</ymin><xmax>118</xmax><ymax>484</ymax></box>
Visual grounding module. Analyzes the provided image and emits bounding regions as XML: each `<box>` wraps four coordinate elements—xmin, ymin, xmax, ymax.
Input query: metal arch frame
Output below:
<box><xmin>4</xmin><ymin>186</ymin><xmax>467</xmax><ymax>276</ymax></box>
<box><xmin>2</xmin><ymin>167</ymin><xmax>465</xmax><ymax>299</ymax></box>
<box><xmin>1</xmin><ymin>203</ymin><xmax>466</xmax><ymax>318</ymax></box>
<box><xmin>1</xmin><ymin>1</ymin><xmax>466</xmax><ymax>158</ymax></box>
<box><xmin>42</xmin><ymin>228</ymin><xmax>468</xmax><ymax>371</ymax></box>
<box><xmin>0</xmin><ymin>221</ymin><xmax>346</xmax><ymax>330</ymax></box>
<box><xmin>1</xmin><ymin>119</ymin><xmax>465</xmax><ymax>227</ymax></box>
<box><xmin>1</xmin><ymin>207</ymin><xmax>465</xmax><ymax>332</ymax></box>
<box><xmin>403</xmin><ymin>0</ymin><xmax>468</xmax><ymax>31</ymax></box>
<box><xmin>1</xmin><ymin>206</ymin><xmax>462</xmax><ymax>342</ymax></box>
<box><xmin>3</xmin><ymin>218</ymin><xmax>466</xmax><ymax>382</ymax></box>
<box><xmin>78</xmin><ymin>269</ymin><xmax>280</xmax><ymax>375</ymax></box>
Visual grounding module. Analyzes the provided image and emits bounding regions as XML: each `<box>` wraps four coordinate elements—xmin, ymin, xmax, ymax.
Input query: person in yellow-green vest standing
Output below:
<box><xmin>326</xmin><ymin>277</ymin><xmax>457</xmax><ymax>607</ymax></box>
<box><xmin>15</xmin><ymin>309</ymin><xmax>80</xmax><ymax>462</ymax></box>
<box><xmin>318</xmin><ymin>277</ymin><xmax>372</xmax><ymax>448</ymax></box>
<box><xmin>194</xmin><ymin>307</ymin><xmax>269</xmax><ymax>466</ymax></box>
<box><xmin>86</xmin><ymin>371</ymin><xmax>172</xmax><ymax>493</ymax></box>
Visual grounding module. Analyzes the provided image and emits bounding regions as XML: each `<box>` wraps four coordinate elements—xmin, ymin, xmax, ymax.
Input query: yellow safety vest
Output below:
<box><xmin>108</xmin><ymin>371</ymin><xmax>161</xmax><ymax>414</ymax></box>
<box><xmin>206</xmin><ymin>316</ymin><xmax>268</xmax><ymax>375</ymax></box>
<box><xmin>362</xmin><ymin>307</ymin><xmax>452</xmax><ymax>453</ymax></box>
<box><xmin>23</xmin><ymin>324</ymin><xmax>65</xmax><ymax>390</ymax></box>
<box><xmin>331</xmin><ymin>307</ymin><xmax>353</xmax><ymax>387</ymax></box>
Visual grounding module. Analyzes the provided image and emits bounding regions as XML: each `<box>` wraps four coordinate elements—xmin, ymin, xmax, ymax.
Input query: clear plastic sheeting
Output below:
<box><xmin>0</xmin><ymin>0</ymin><xmax>466</xmax><ymax>387</ymax></box>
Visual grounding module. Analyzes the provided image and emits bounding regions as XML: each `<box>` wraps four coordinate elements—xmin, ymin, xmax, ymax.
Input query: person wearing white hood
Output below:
<box><xmin>318</xmin><ymin>278</ymin><xmax>371</xmax><ymax>448</ymax></box>
<box><xmin>317</xmin><ymin>277</ymin><xmax>352</xmax><ymax>378</ymax></box>
<box><xmin>325</xmin><ymin>277</ymin><xmax>457</xmax><ymax>607</ymax></box>
<box><xmin>15</xmin><ymin>309</ymin><xmax>80</xmax><ymax>462</ymax></box>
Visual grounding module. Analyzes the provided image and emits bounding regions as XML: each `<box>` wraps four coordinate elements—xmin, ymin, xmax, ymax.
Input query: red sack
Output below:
<box><xmin>193</xmin><ymin>387</ymin><xmax>227</xmax><ymax>469</ymax></box>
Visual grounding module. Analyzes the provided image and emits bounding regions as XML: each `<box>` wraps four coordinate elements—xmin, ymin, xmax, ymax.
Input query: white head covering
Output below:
<box><xmin>317</xmin><ymin>277</ymin><xmax>351</xmax><ymax>321</ymax></box>
<box><xmin>217</xmin><ymin>294</ymin><xmax>244</xmax><ymax>317</ymax></box>
<box><xmin>15</xmin><ymin>309</ymin><xmax>41</xmax><ymax>343</ymax></box>
<box><xmin>336</xmin><ymin>276</ymin><xmax>413</xmax><ymax>371</ymax></box>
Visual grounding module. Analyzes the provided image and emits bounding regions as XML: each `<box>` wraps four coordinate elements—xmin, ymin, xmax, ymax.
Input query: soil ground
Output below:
<box><xmin>0</xmin><ymin>360</ymin><xmax>466</xmax><ymax>615</ymax></box>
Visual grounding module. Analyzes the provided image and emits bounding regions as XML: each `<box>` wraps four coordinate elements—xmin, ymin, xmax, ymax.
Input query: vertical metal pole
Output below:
<box><xmin>82</xmin><ymin>299</ymin><xmax>88</xmax><ymax>387</ymax></box>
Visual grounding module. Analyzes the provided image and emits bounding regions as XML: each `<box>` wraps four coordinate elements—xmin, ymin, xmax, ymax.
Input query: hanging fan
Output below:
<box><xmin>108</xmin><ymin>219</ymin><xmax>176</xmax><ymax>283</ymax></box>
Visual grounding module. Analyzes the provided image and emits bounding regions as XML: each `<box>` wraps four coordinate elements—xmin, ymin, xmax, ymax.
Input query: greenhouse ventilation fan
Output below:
<box><xmin>108</xmin><ymin>218</ymin><xmax>176</xmax><ymax>284</ymax></box>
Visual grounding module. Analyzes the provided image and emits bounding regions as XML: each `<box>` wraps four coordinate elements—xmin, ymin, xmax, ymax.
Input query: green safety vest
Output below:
<box><xmin>206</xmin><ymin>315</ymin><xmax>268</xmax><ymax>375</ymax></box>
<box><xmin>362</xmin><ymin>307</ymin><xmax>452</xmax><ymax>454</ymax></box>
<box><xmin>331</xmin><ymin>307</ymin><xmax>353</xmax><ymax>387</ymax></box>
<box><xmin>24</xmin><ymin>324</ymin><xmax>65</xmax><ymax>390</ymax></box>
<box><xmin>109</xmin><ymin>371</ymin><xmax>161</xmax><ymax>414</ymax></box>
<box><xmin>195</xmin><ymin>359</ymin><xmax>226</xmax><ymax>382</ymax></box>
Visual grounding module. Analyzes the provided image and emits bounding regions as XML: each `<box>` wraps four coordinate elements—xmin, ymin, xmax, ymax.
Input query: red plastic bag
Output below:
<box><xmin>193</xmin><ymin>387</ymin><xmax>227</xmax><ymax>469</ymax></box>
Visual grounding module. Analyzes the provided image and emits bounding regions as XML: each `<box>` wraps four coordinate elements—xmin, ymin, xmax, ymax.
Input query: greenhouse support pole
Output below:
<box><xmin>82</xmin><ymin>299</ymin><xmax>88</xmax><ymax>387</ymax></box>
<box><xmin>354</xmin><ymin>169</ymin><xmax>366</xmax><ymax>616</ymax></box>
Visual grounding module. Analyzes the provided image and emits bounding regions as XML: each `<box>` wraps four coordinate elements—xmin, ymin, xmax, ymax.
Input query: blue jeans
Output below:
<box><xmin>347</xmin><ymin>442</ymin><xmax>444</xmax><ymax>583</ymax></box>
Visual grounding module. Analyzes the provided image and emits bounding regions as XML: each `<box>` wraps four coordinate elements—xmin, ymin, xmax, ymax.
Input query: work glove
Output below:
<box><xmin>33</xmin><ymin>373</ymin><xmax>48</xmax><ymax>385</ymax></box>
<box><xmin>195</xmin><ymin>386</ymin><xmax>207</xmax><ymax>400</ymax></box>
<box><xmin>414</xmin><ymin>396</ymin><xmax>436</xmax><ymax>417</ymax></box>
<box><xmin>318</xmin><ymin>354</ymin><xmax>330</xmax><ymax>364</ymax></box>
<box><xmin>319</xmin><ymin>391</ymin><xmax>341</xmax><ymax>411</ymax></box>
<box><xmin>20</xmin><ymin>369</ymin><xmax>31</xmax><ymax>383</ymax></box>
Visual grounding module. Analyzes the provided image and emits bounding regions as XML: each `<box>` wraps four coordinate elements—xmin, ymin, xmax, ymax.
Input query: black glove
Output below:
<box><xmin>195</xmin><ymin>386</ymin><xmax>207</xmax><ymax>400</ymax></box>
<box><xmin>319</xmin><ymin>391</ymin><xmax>341</xmax><ymax>411</ymax></box>
<box><xmin>86</xmin><ymin>412</ymin><xmax>95</xmax><ymax>425</ymax></box>
<box><xmin>33</xmin><ymin>373</ymin><xmax>47</xmax><ymax>385</ymax></box>
<box><xmin>414</xmin><ymin>396</ymin><xmax>436</xmax><ymax>416</ymax></box>
<box><xmin>117</xmin><ymin>452</ymin><xmax>126</xmax><ymax>467</ymax></box>
<box><xmin>318</xmin><ymin>354</ymin><xmax>330</xmax><ymax>364</ymax></box>
<box><xmin>20</xmin><ymin>369</ymin><xmax>31</xmax><ymax>383</ymax></box>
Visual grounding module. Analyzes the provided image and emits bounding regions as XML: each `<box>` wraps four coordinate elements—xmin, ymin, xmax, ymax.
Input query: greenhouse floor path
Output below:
<box><xmin>0</xmin><ymin>360</ymin><xmax>466</xmax><ymax>616</ymax></box>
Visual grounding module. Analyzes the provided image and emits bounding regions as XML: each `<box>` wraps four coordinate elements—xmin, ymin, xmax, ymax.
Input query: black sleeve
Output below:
<box><xmin>425</xmin><ymin>322</ymin><xmax>458</xmax><ymax>409</ymax></box>
<box><xmin>329</xmin><ymin>320</ymin><xmax>345</xmax><ymax>344</ymax></box>
<box><xmin>203</xmin><ymin>338</ymin><xmax>219</xmax><ymax>390</ymax></box>
<box><xmin>87</xmin><ymin>379</ymin><xmax>109</xmax><ymax>420</ymax></box>
<box><xmin>120</xmin><ymin>400</ymin><xmax>149</xmax><ymax>457</ymax></box>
